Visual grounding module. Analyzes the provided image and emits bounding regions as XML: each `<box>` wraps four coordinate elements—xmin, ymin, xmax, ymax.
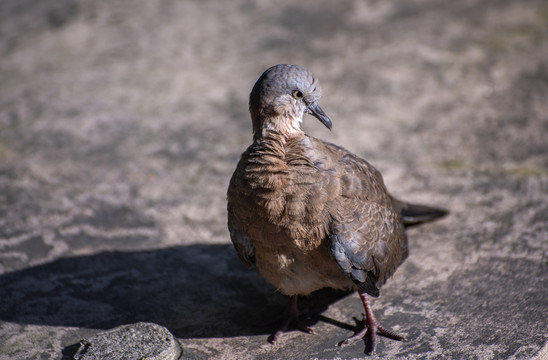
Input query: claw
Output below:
<box><xmin>268</xmin><ymin>295</ymin><xmax>314</xmax><ymax>344</ymax></box>
<box><xmin>338</xmin><ymin>291</ymin><xmax>405</xmax><ymax>355</ymax></box>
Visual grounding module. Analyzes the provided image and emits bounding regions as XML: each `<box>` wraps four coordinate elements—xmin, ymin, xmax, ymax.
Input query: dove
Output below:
<box><xmin>227</xmin><ymin>64</ymin><xmax>447</xmax><ymax>354</ymax></box>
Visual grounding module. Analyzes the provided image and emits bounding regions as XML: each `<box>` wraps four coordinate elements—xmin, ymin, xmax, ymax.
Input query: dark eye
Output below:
<box><xmin>293</xmin><ymin>90</ymin><xmax>304</xmax><ymax>99</ymax></box>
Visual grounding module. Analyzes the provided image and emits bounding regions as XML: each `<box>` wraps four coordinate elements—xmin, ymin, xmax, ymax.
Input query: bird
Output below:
<box><xmin>227</xmin><ymin>64</ymin><xmax>447</xmax><ymax>354</ymax></box>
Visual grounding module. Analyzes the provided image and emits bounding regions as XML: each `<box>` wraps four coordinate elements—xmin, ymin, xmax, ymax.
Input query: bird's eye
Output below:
<box><xmin>293</xmin><ymin>90</ymin><xmax>304</xmax><ymax>99</ymax></box>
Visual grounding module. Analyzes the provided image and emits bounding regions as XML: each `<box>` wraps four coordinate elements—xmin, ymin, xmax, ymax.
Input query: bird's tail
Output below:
<box><xmin>392</xmin><ymin>197</ymin><xmax>449</xmax><ymax>227</ymax></box>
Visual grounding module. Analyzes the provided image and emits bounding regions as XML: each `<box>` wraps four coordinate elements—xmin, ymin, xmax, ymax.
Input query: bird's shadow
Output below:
<box><xmin>0</xmin><ymin>243</ymin><xmax>351</xmax><ymax>340</ymax></box>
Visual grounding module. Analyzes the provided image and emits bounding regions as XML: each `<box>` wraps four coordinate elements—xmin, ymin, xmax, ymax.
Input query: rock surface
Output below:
<box><xmin>73</xmin><ymin>322</ymin><xmax>181</xmax><ymax>360</ymax></box>
<box><xmin>0</xmin><ymin>0</ymin><xmax>547</xmax><ymax>359</ymax></box>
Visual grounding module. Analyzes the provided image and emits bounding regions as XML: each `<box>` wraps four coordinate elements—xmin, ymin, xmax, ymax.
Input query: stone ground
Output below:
<box><xmin>1</xmin><ymin>0</ymin><xmax>547</xmax><ymax>359</ymax></box>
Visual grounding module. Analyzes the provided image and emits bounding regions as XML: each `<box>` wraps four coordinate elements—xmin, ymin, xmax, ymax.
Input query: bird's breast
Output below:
<box><xmin>228</xmin><ymin>135</ymin><xmax>347</xmax><ymax>294</ymax></box>
<box><xmin>253</xmin><ymin>230</ymin><xmax>353</xmax><ymax>295</ymax></box>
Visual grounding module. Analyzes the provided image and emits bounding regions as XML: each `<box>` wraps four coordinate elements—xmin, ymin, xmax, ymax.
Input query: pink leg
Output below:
<box><xmin>339</xmin><ymin>290</ymin><xmax>405</xmax><ymax>354</ymax></box>
<box><xmin>268</xmin><ymin>295</ymin><xmax>315</xmax><ymax>344</ymax></box>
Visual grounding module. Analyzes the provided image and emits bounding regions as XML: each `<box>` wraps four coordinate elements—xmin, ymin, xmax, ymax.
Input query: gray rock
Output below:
<box><xmin>74</xmin><ymin>323</ymin><xmax>181</xmax><ymax>360</ymax></box>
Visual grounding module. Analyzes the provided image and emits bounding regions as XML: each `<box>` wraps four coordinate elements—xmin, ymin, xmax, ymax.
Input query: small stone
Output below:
<box><xmin>74</xmin><ymin>322</ymin><xmax>182</xmax><ymax>360</ymax></box>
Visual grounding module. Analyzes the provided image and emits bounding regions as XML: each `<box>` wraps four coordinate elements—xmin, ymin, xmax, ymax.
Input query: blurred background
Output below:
<box><xmin>1</xmin><ymin>0</ymin><xmax>547</xmax><ymax>359</ymax></box>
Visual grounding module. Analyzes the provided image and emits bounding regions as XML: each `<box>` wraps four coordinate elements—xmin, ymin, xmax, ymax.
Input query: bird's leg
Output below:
<box><xmin>268</xmin><ymin>295</ymin><xmax>314</xmax><ymax>344</ymax></box>
<box><xmin>338</xmin><ymin>290</ymin><xmax>405</xmax><ymax>354</ymax></box>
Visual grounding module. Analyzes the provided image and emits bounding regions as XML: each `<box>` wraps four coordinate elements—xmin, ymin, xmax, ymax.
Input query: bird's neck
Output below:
<box><xmin>252</xmin><ymin>113</ymin><xmax>305</xmax><ymax>141</ymax></box>
<box><xmin>252</xmin><ymin>128</ymin><xmax>304</xmax><ymax>154</ymax></box>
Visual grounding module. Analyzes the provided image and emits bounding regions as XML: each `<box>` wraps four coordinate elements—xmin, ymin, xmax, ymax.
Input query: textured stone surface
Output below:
<box><xmin>0</xmin><ymin>0</ymin><xmax>547</xmax><ymax>359</ymax></box>
<box><xmin>73</xmin><ymin>322</ymin><xmax>181</xmax><ymax>360</ymax></box>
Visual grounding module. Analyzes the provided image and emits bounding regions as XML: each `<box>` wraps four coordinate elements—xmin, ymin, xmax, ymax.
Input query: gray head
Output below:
<box><xmin>249</xmin><ymin>64</ymin><xmax>332</xmax><ymax>137</ymax></box>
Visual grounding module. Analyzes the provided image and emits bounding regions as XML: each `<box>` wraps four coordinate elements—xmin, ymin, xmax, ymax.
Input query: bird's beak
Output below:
<box><xmin>306</xmin><ymin>102</ymin><xmax>332</xmax><ymax>130</ymax></box>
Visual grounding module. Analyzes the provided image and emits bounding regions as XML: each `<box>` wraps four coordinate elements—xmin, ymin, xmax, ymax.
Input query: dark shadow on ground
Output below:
<box><xmin>0</xmin><ymin>244</ymin><xmax>351</xmax><ymax>339</ymax></box>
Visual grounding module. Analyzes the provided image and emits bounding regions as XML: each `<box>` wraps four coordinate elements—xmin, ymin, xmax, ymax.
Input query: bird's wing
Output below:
<box><xmin>314</xmin><ymin>140</ymin><xmax>407</xmax><ymax>297</ymax></box>
<box><xmin>227</xmin><ymin>213</ymin><xmax>255</xmax><ymax>267</ymax></box>
<box><xmin>328</xmin><ymin>203</ymin><xmax>407</xmax><ymax>297</ymax></box>
<box><xmin>227</xmin><ymin>154</ymin><xmax>256</xmax><ymax>267</ymax></box>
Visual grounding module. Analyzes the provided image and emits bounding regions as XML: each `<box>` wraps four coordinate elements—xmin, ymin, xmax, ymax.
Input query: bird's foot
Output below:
<box><xmin>268</xmin><ymin>295</ymin><xmax>314</xmax><ymax>344</ymax></box>
<box><xmin>338</xmin><ymin>314</ymin><xmax>404</xmax><ymax>353</ymax></box>
<box><xmin>338</xmin><ymin>291</ymin><xmax>405</xmax><ymax>355</ymax></box>
<box><xmin>268</xmin><ymin>314</ymin><xmax>314</xmax><ymax>344</ymax></box>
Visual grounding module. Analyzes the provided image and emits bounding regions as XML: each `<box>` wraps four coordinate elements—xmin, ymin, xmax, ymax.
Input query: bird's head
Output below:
<box><xmin>249</xmin><ymin>64</ymin><xmax>332</xmax><ymax>138</ymax></box>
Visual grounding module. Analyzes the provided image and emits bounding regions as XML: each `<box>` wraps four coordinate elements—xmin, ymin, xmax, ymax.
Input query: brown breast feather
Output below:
<box><xmin>227</xmin><ymin>130</ymin><xmax>407</xmax><ymax>297</ymax></box>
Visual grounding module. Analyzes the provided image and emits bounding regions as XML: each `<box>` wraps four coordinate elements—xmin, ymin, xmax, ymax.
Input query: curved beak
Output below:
<box><xmin>306</xmin><ymin>102</ymin><xmax>332</xmax><ymax>130</ymax></box>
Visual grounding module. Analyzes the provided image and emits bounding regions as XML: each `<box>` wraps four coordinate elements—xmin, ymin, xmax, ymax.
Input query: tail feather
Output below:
<box><xmin>392</xmin><ymin>197</ymin><xmax>448</xmax><ymax>227</ymax></box>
